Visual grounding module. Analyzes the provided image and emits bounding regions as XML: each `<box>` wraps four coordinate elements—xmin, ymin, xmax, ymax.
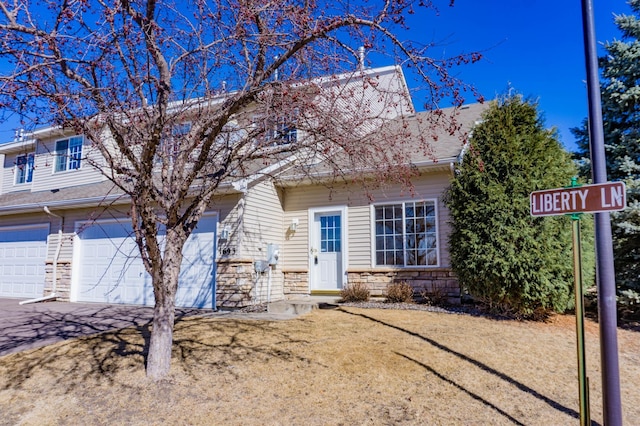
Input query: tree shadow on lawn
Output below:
<box><xmin>0</xmin><ymin>304</ymin><xmax>158</xmax><ymax>358</ymax></box>
<box><xmin>338</xmin><ymin>308</ymin><xmax>598</xmax><ymax>426</ymax></box>
<box><xmin>0</xmin><ymin>311</ymin><xmax>309</xmax><ymax>394</ymax></box>
<box><xmin>170</xmin><ymin>317</ymin><xmax>315</xmax><ymax>380</ymax></box>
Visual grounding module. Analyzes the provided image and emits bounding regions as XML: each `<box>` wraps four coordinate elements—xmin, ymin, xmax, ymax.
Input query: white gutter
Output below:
<box><xmin>19</xmin><ymin>206</ymin><xmax>64</xmax><ymax>305</ymax></box>
<box><xmin>0</xmin><ymin>193</ymin><xmax>130</xmax><ymax>215</ymax></box>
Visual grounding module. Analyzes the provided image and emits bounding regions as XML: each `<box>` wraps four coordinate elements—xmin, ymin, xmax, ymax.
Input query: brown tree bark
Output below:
<box><xmin>145</xmin><ymin>228</ymin><xmax>184</xmax><ymax>379</ymax></box>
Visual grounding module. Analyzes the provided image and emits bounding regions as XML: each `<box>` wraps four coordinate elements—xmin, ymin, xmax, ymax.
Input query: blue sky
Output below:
<box><xmin>0</xmin><ymin>1</ymin><xmax>633</xmax><ymax>151</ymax></box>
<box><xmin>406</xmin><ymin>0</ymin><xmax>633</xmax><ymax>152</ymax></box>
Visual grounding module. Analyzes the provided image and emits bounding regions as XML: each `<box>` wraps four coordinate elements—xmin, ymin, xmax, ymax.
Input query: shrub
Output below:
<box><xmin>384</xmin><ymin>281</ymin><xmax>415</xmax><ymax>303</ymax></box>
<box><xmin>444</xmin><ymin>96</ymin><xmax>595</xmax><ymax>319</ymax></box>
<box><xmin>419</xmin><ymin>287</ymin><xmax>448</xmax><ymax>306</ymax></box>
<box><xmin>339</xmin><ymin>282</ymin><xmax>370</xmax><ymax>302</ymax></box>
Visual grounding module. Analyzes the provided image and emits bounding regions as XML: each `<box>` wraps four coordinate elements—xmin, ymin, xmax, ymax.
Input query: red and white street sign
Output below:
<box><xmin>530</xmin><ymin>181</ymin><xmax>626</xmax><ymax>217</ymax></box>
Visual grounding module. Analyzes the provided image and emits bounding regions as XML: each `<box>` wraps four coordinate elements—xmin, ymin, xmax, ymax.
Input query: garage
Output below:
<box><xmin>74</xmin><ymin>216</ymin><xmax>217</xmax><ymax>309</ymax></box>
<box><xmin>0</xmin><ymin>224</ymin><xmax>49</xmax><ymax>299</ymax></box>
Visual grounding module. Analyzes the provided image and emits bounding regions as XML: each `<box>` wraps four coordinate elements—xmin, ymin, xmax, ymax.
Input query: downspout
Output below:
<box><xmin>19</xmin><ymin>206</ymin><xmax>63</xmax><ymax>305</ymax></box>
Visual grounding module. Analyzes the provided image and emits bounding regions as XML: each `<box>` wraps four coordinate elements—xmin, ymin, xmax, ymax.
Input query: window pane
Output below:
<box><xmin>16</xmin><ymin>154</ymin><xmax>34</xmax><ymax>184</ymax></box>
<box><xmin>15</xmin><ymin>156</ymin><xmax>26</xmax><ymax>184</ymax></box>
<box><xmin>385</xmin><ymin>251</ymin><xmax>394</xmax><ymax>265</ymax></box>
<box><xmin>376</xmin><ymin>222</ymin><xmax>384</xmax><ymax>235</ymax></box>
<box><xmin>319</xmin><ymin>214</ymin><xmax>340</xmax><ymax>253</ymax></box>
<box><xmin>55</xmin><ymin>140</ymin><xmax>68</xmax><ymax>172</ymax></box>
<box><xmin>26</xmin><ymin>154</ymin><xmax>34</xmax><ymax>182</ymax></box>
<box><xmin>427</xmin><ymin>249</ymin><xmax>437</xmax><ymax>265</ymax></box>
<box><xmin>69</xmin><ymin>137</ymin><xmax>82</xmax><ymax>170</ymax></box>
<box><xmin>385</xmin><ymin>235</ymin><xmax>394</xmax><ymax>249</ymax></box>
<box><xmin>406</xmin><ymin>205</ymin><xmax>414</xmax><ymax>218</ymax></box>
<box><xmin>394</xmin><ymin>219</ymin><xmax>403</xmax><ymax>234</ymax></box>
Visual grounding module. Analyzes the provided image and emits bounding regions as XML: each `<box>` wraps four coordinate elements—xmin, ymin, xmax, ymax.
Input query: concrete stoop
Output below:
<box><xmin>267</xmin><ymin>296</ymin><xmax>340</xmax><ymax>316</ymax></box>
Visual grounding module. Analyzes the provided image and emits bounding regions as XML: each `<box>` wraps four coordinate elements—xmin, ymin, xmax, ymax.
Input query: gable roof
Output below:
<box><xmin>275</xmin><ymin>102</ymin><xmax>487</xmax><ymax>185</ymax></box>
<box><xmin>0</xmin><ymin>65</ymin><xmax>430</xmax><ymax>214</ymax></box>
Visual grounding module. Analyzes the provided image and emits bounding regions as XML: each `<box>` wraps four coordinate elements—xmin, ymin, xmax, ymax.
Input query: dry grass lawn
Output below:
<box><xmin>1</xmin><ymin>306</ymin><xmax>639</xmax><ymax>425</ymax></box>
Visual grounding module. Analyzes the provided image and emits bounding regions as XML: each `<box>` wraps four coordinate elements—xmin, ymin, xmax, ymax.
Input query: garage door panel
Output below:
<box><xmin>0</xmin><ymin>225</ymin><xmax>49</xmax><ymax>299</ymax></box>
<box><xmin>77</xmin><ymin>217</ymin><xmax>216</xmax><ymax>308</ymax></box>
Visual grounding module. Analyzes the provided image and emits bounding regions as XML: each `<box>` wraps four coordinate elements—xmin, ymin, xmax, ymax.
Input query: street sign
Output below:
<box><xmin>530</xmin><ymin>181</ymin><xmax>626</xmax><ymax>217</ymax></box>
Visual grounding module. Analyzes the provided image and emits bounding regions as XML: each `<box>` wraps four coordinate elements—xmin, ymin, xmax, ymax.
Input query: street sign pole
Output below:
<box><xmin>580</xmin><ymin>1</ymin><xmax>623</xmax><ymax>424</ymax></box>
<box><xmin>571</xmin><ymin>204</ymin><xmax>590</xmax><ymax>426</ymax></box>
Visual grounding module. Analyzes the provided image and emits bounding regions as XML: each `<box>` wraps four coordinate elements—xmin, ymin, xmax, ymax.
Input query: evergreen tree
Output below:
<box><xmin>572</xmin><ymin>0</ymin><xmax>640</xmax><ymax>306</ymax></box>
<box><xmin>446</xmin><ymin>96</ymin><xmax>593</xmax><ymax>319</ymax></box>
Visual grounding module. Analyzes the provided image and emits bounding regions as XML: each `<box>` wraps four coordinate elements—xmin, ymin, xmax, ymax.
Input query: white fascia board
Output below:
<box><xmin>0</xmin><ymin>193</ymin><xmax>131</xmax><ymax>216</ymax></box>
<box><xmin>0</xmin><ymin>138</ymin><xmax>37</xmax><ymax>154</ymax></box>
<box><xmin>0</xmin><ymin>180</ymin><xmax>243</xmax><ymax>215</ymax></box>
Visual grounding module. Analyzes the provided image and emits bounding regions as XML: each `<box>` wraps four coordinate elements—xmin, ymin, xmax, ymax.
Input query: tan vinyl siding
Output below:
<box><xmin>213</xmin><ymin>192</ymin><xmax>243</xmax><ymax>259</ymax></box>
<box><xmin>1</xmin><ymin>153</ymin><xmax>14</xmax><ymax>193</ymax></box>
<box><xmin>282</xmin><ymin>209</ymin><xmax>309</xmax><ymax>271</ymax></box>
<box><xmin>31</xmin><ymin>137</ymin><xmax>105</xmax><ymax>193</ymax></box>
<box><xmin>282</xmin><ymin>169</ymin><xmax>454</xmax><ymax>271</ymax></box>
<box><xmin>345</xmin><ymin>206</ymin><xmax>371</xmax><ymax>268</ymax></box>
<box><xmin>242</xmin><ymin>179</ymin><xmax>284</xmax><ymax>258</ymax></box>
<box><xmin>242</xmin><ymin>180</ymin><xmax>284</xmax><ymax>301</ymax></box>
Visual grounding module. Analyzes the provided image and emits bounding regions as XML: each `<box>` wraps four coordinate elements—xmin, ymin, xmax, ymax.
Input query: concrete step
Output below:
<box><xmin>267</xmin><ymin>297</ymin><xmax>340</xmax><ymax>316</ymax></box>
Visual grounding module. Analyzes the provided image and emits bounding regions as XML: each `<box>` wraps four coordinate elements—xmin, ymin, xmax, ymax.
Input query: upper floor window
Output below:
<box><xmin>159</xmin><ymin>122</ymin><xmax>191</xmax><ymax>163</ymax></box>
<box><xmin>15</xmin><ymin>153</ymin><xmax>34</xmax><ymax>185</ymax></box>
<box><xmin>255</xmin><ymin>111</ymin><xmax>298</xmax><ymax>146</ymax></box>
<box><xmin>374</xmin><ymin>200</ymin><xmax>439</xmax><ymax>267</ymax></box>
<box><xmin>54</xmin><ymin>136</ymin><xmax>83</xmax><ymax>172</ymax></box>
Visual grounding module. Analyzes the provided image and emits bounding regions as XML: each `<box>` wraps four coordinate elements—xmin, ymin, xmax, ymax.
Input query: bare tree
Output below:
<box><xmin>0</xmin><ymin>0</ymin><xmax>481</xmax><ymax>379</ymax></box>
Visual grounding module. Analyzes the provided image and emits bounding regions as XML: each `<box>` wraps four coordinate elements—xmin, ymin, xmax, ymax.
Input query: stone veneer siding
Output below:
<box><xmin>347</xmin><ymin>268</ymin><xmax>460</xmax><ymax>303</ymax></box>
<box><xmin>44</xmin><ymin>261</ymin><xmax>72</xmax><ymax>301</ymax></box>
<box><xmin>283</xmin><ymin>270</ymin><xmax>309</xmax><ymax>296</ymax></box>
<box><xmin>283</xmin><ymin>268</ymin><xmax>460</xmax><ymax>304</ymax></box>
<box><xmin>216</xmin><ymin>258</ymin><xmax>256</xmax><ymax>308</ymax></box>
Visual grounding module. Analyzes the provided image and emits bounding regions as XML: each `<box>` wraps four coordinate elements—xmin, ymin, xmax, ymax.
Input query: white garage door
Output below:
<box><xmin>75</xmin><ymin>216</ymin><xmax>216</xmax><ymax>308</ymax></box>
<box><xmin>0</xmin><ymin>225</ymin><xmax>49</xmax><ymax>299</ymax></box>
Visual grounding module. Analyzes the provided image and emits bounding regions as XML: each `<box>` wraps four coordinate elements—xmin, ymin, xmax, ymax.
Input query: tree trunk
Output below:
<box><xmin>146</xmin><ymin>294</ymin><xmax>176</xmax><ymax>380</ymax></box>
<box><xmin>145</xmin><ymin>232</ymin><xmax>184</xmax><ymax>380</ymax></box>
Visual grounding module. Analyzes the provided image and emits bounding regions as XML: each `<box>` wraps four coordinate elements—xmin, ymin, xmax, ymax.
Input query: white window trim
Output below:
<box><xmin>14</xmin><ymin>152</ymin><xmax>35</xmax><ymax>185</ymax></box>
<box><xmin>53</xmin><ymin>135</ymin><xmax>83</xmax><ymax>173</ymax></box>
<box><xmin>370</xmin><ymin>199</ymin><xmax>440</xmax><ymax>268</ymax></box>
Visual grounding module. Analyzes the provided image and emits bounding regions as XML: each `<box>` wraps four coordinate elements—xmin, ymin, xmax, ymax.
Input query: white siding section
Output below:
<box><xmin>30</xmin><ymin>136</ymin><xmax>105</xmax><ymax>192</ymax></box>
<box><xmin>282</xmin><ymin>170</ymin><xmax>453</xmax><ymax>271</ymax></box>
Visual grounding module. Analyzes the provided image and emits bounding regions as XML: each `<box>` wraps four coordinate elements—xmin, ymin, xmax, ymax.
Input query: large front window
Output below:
<box><xmin>54</xmin><ymin>136</ymin><xmax>83</xmax><ymax>172</ymax></box>
<box><xmin>374</xmin><ymin>201</ymin><xmax>438</xmax><ymax>267</ymax></box>
<box><xmin>15</xmin><ymin>153</ymin><xmax>34</xmax><ymax>184</ymax></box>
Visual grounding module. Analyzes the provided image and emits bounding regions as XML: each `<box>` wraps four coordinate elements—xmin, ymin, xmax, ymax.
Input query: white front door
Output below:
<box><xmin>310</xmin><ymin>211</ymin><xmax>343</xmax><ymax>291</ymax></box>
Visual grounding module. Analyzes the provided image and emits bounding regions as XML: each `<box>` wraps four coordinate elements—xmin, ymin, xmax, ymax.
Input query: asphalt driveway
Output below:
<box><xmin>0</xmin><ymin>296</ymin><xmax>311</xmax><ymax>357</ymax></box>
<box><xmin>0</xmin><ymin>298</ymin><xmax>233</xmax><ymax>357</ymax></box>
